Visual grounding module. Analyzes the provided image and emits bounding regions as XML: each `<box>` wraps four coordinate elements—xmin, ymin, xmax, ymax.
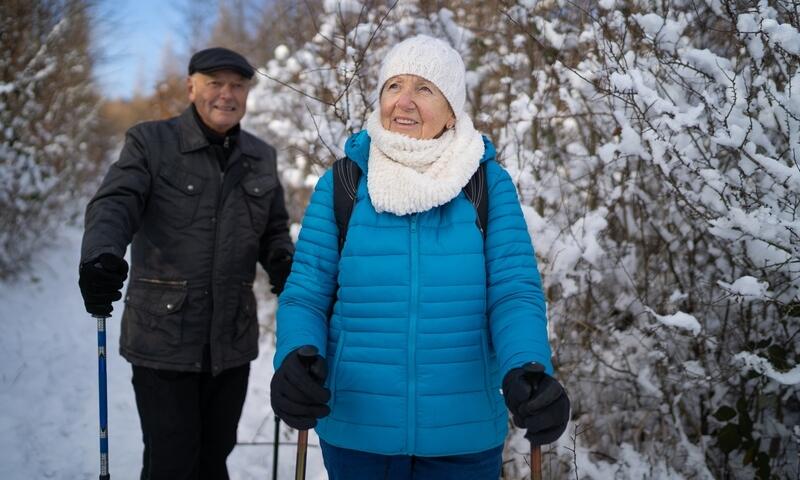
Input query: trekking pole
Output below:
<box><xmin>273</xmin><ymin>416</ymin><xmax>280</xmax><ymax>480</ymax></box>
<box><xmin>295</xmin><ymin>429</ymin><xmax>309</xmax><ymax>480</ymax></box>
<box><xmin>94</xmin><ymin>314</ymin><xmax>111</xmax><ymax>480</ymax></box>
<box><xmin>530</xmin><ymin>444</ymin><xmax>542</xmax><ymax>480</ymax></box>
<box><xmin>294</xmin><ymin>346</ymin><xmax>319</xmax><ymax>480</ymax></box>
<box><xmin>523</xmin><ymin>362</ymin><xmax>546</xmax><ymax>480</ymax></box>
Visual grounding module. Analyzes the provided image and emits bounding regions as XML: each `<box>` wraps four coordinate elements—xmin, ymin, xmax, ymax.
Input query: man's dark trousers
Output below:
<box><xmin>132</xmin><ymin>364</ymin><xmax>250</xmax><ymax>480</ymax></box>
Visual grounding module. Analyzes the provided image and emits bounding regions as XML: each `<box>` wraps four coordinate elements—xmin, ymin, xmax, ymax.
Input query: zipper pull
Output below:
<box><xmin>223</xmin><ymin>136</ymin><xmax>230</xmax><ymax>149</ymax></box>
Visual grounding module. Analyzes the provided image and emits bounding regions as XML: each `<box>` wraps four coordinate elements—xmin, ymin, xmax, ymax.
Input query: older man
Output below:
<box><xmin>79</xmin><ymin>47</ymin><xmax>293</xmax><ymax>479</ymax></box>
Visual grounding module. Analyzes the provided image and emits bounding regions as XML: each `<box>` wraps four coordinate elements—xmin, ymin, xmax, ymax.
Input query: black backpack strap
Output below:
<box><xmin>463</xmin><ymin>162</ymin><xmax>489</xmax><ymax>239</ymax></box>
<box><xmin>333</xmin><ymin>157</ymin><xmax>361</xmax><ymax>253</ymax></box>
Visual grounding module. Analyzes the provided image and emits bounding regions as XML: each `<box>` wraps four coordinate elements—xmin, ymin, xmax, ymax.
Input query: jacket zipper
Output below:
<box><xmin>208</xmin><ymin>166</ymin><xmax>225</xmax><ymax>372</ymax></box>
<box><xmin>407</xmin><ymin>213</ymin><xmax>419</xmax><ymax>452</ymax></box>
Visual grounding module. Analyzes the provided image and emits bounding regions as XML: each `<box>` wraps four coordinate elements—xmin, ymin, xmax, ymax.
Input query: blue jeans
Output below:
<box><xmin>320</xmin><ymin>439</ymin><xmax>504</xmax><ymax>480</ymax></box>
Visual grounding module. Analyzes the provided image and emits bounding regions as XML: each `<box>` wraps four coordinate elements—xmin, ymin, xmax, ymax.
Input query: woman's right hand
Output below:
<box><xmin>270</xmin><ymin>346</ymin><xmax>331</xmax><ymax>429</ymax></box>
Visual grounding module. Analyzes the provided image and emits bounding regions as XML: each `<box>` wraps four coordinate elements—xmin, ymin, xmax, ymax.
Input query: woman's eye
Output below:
<box><xmin>419</xmin><ymin>86</ymin><xmax>432</xmax><ymax>93</ymax></box>
<box><xmin>387</xmin><ymin>83</ymin><xmax>399</xmax><ymax>90</ymax></box>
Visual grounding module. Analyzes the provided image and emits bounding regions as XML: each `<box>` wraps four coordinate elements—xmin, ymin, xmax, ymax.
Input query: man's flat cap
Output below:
<box><xmin>188</xmin><ymin>47</ymin><xmax>255</xmax><ymax>78</ymax></box>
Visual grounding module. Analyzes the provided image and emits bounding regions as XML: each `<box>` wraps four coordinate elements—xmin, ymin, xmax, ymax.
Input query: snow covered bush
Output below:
<box><xmin>486</xmin><ymin>1</ymin><xmax>799</xmax><ymax>478</ymax></box>
<box><xmin>247</xmin><ymin>0</ymin><xmax>799</xmax><ymax>477</ymax></box>
<box><xmin>0</xmin><ymin>0</ymin><xmax>107</xmax><ymax>277</ymax></box>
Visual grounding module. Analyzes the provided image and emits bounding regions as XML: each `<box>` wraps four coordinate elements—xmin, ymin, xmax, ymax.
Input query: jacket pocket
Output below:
<box><xmin>327</xmin><ymin>331</ymin><xmax>347</xmax><ymax>414</ymax></box>
<box><xmin>231</xmin><ymin>282</ymin><xmax>258</xmax><ymax>354</ymax></box>
<box><xmin>242</xmin><ymin>173</ymin><xmax>277</xmax><ymax>234</ymax></box>
<box><xmin>123</xmin><ymin>279</ymin><xmax>188</xmax><ymax>351</ymax></box>
<box><xmin>479</xmin><ymin>329</ymin><xmax>499</xmax><ymax>416</ymax></box>
<box><xmin>155</xmin><ymin>165</ymin><xmax>205</xmax><ymax>228</ymax></box>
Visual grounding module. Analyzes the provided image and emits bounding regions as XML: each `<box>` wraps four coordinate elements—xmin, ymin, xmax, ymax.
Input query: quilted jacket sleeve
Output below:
<box><xmin>81</xmin><ymin>128</ymin><xmax>152</xmax><ymax>262</ymax></box>
<box><xmin>484</xmin><ymin>161</ymin><xmax>554</xmax><ymax>376</ymax></box>
<box><xmin>273</xmin><ymin>170</ymin><xmax>339</xmax><ymax>369</ymax></box>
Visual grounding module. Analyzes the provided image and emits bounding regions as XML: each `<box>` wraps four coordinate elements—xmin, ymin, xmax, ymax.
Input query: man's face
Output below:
<box><xmin>187</xmin><ymin>70</ymin><xmax>250</xmax><ymax>134</ymax></box>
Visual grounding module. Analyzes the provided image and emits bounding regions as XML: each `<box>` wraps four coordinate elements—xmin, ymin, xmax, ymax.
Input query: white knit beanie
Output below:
<box><xmin>377</xmin><ymin>34</ymin><xmax>466</xmax><ymax>116</ymax></box>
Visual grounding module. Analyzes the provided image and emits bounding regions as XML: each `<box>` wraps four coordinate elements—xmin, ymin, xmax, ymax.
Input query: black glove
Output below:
<box><xmin>266</xmin><ymin>248</ymin><xmax>293</xmax><ymax>295</ymax></box>
<box><xmin>503</xmin><ymin>362</ymin><xmax>570</xmax><ymax>445</ymax></box>
<box><xmin>78</xmin><ymin>253</ymin><xmax>129</xmax><ymax>316</ymax></box>
<box><xmin>271</xmin><ymin>345</ymin><xmax>330</xmax><ymax>430</ymax></box>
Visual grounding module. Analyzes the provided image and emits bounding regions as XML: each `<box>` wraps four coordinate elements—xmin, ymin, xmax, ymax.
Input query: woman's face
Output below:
<box><xmin>379</xmin><ymin>74</ymin><xmax>455</xmax><ymax>140</ymax></box>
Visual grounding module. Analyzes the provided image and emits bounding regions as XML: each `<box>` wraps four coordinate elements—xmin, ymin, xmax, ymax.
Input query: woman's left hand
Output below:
<box><xmin>502</xmin><ymin>363</ymin><xmax>571</xmax><ymax>445</ymax></box>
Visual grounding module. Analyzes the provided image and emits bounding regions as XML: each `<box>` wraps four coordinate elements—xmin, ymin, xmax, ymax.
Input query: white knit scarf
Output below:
<box><xmin>365</xmin><ymin>109</ymin><xmax>485</xmax><ymax>216</ymax></box>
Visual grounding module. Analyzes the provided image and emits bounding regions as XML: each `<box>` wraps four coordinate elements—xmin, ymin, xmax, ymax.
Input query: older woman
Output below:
<box><xmin>271</xmin><ymin>35</ymin><xmax>570</xmax><ymax>479</ymax></box>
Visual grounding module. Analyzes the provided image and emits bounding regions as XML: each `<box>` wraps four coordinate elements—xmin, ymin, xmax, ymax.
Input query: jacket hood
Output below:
<box><xmin>343</xmin><ymin>129</ymin><xmax>497</xmax><ymax>174</ymax></box>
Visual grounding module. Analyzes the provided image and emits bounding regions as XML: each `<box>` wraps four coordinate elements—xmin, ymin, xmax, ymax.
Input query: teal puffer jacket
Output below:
<box><xmin>275</xmin><ymin>130</ymin><xmax>552</xmax><ymax>456</ymax></box>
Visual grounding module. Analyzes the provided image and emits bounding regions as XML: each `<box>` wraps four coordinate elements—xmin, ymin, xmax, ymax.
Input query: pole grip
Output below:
<box><xmin>522</xmin><ymin>362</ymin><xmax>545</xmax><ymax>382</ymax></box>
<box><xmin>296</xmin><ymin>345</ymin><xmax>319</xmax><ymax>364</ymax></box>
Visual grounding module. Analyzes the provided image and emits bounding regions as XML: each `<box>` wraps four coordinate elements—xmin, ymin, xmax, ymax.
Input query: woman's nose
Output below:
<box><xmin>396</xmin><ymin>91</ymin><xmax>414</xmax><ymax>110</ymax></box>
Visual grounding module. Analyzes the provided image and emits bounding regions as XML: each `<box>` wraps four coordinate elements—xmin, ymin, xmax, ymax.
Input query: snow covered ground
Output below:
<box><xmin>0</xmin><ymin>226</ymin><xmax>325</xmax><ymax>479</ymax></box>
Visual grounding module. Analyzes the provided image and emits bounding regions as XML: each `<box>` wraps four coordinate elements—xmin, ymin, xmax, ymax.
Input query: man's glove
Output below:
<box><xmin>503</xmin><ymin>362</ymin><xmax>570</xmax><ymax>445</ymax></box>
<box><xmin>265</xmin><ymin>248</ymin><xmax>292</xmax><ymax>295</ymax></box>
<box><xmin>78</xmin><ymin>253</ymin><xmax>129</xmax><ymax>316</ymax></box>
<box><xmin>270</xmin><ymin>345</ymin><xmax>330</xmax><ymax>430</ymax></box>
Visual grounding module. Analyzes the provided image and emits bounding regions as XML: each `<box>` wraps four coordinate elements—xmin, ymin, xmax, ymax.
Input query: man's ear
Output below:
<box><xmin>187</xmin><ymin>76</ymin><xmax>196</xmax><ymax>102</ymax></box>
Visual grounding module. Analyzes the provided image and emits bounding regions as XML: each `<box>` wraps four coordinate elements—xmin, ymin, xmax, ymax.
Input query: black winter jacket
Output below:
<box><xmin>81</xmin><ymin>107</ymin><xmax>294</xmax><ymax>374</ymax></box>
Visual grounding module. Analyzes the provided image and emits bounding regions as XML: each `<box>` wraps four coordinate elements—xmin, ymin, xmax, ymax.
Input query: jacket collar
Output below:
<box><xmin>177</xmin><ymin>106</ymin><xmax>260</xmax><ymax>158</ymax></box>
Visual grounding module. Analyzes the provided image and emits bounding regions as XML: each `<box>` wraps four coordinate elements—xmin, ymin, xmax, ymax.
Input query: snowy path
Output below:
<box><xmin>0</xmin><ymin>226</ymin><xmax>325</xmax><ymax>479</ymax></box>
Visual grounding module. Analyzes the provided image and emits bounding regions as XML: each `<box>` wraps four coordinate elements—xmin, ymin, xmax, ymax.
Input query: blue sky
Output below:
<box><xmin>94</xmin><ymin>0</ymin><xmax>185</xmax><ymax>99</ymax></box>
